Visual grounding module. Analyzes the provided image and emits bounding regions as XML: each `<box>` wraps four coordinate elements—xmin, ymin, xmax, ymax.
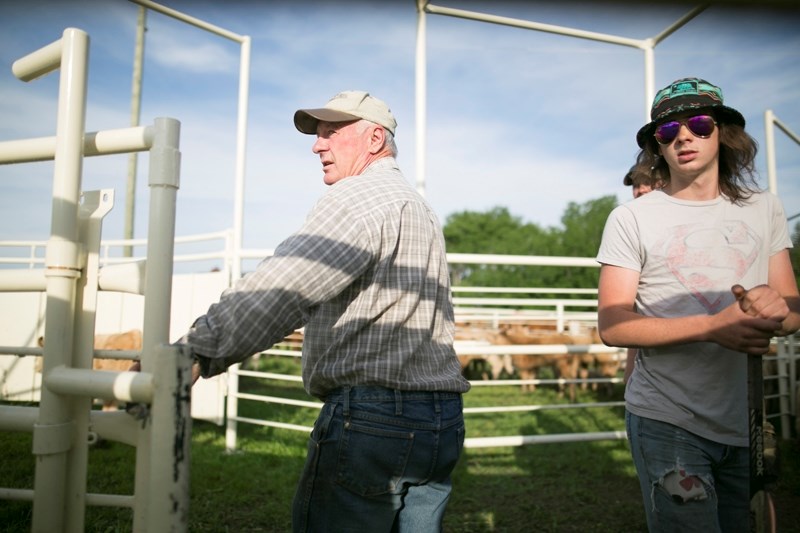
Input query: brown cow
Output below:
<box><xmin>455</xmin><ymin>322</ymin><xmax>622</xmax><ymax>400</ymax></box>
<box><xmin>37</xmin><ymin>329</ymin><xmax>142</xmax><ymax>410</ymax></box>
<box><xmin>572</xmin><ymin>328</ymin><xmax>622</xmax><ymax>396</ymax></box>
<box><xmin>454</xmin><ymin>326</ymin><xmax>514</xmax><ymax>380</ymax></box>
<box><xmin>501</xmin><ymin>326</ymin><xmax>579</xmax><ymax>399</ymax></box>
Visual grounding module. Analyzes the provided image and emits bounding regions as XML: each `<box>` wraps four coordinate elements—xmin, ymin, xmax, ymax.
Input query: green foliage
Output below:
<box><xmin>443</xmin><ymin>197</ymin><xmax>618</xmax><ymax>291</ymax></box>
<box><xmin>444</xmin><ymin>207</ymin><xmax>557</xmax><ymax>256</ymax></box>
<box><xmin>556</xmin><ymin>196</ymin><xmax>619</xmax><ymax>257</ymax></box>
<box><xmin>444</xmin><ymin>207</ymin><xmax>558</xmax><ymax>289</ymax></box>
<box><xmin>555</xmin><ymin>196</ymin><xmax>619</xmax><ymax>290</ymax></box>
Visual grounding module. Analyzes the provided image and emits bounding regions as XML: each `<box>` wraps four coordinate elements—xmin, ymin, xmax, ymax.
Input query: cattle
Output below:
<box><xmin>500</xmin><ymin>326</ymin><xmax>578</xmax><ymax>398</ymax></box>
<box><xmin>454</xmin><ymin>327</ymin><xmax>515</xmax><ymax>381</ymax></box>
<box><xmin>572</xmin><ymin>328</ymin><xmax>622</xmax><ymax>396</ymax></box>
<box><xmin>454</xmin><ymin>322</ymin><xmax>623</xmax><ymax>401</ymax></box>
<box><xmin>36</xmin><ymin>329</ymin><xmax>142</xmax><ymax>410</ymax></box>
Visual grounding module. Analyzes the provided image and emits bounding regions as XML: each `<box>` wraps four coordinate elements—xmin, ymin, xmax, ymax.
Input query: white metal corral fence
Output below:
<box><xmin>4</xmin><ymin>233</ymin><xmax>799</xmax><ymax>452</ymax></box>
<box><xmin>213</xmin><ymin>251</ymin><xmax>800</xmax><ymax>452</ymax></box>
<box><xmin>4</xmin><ymin>234</ymin><xmax>799</xmax><ymax>450</ymax></box>
<box><xmin>0</xmin><ymin>27</ymin><xmax>190</xmax><ymax>533</ymax></box>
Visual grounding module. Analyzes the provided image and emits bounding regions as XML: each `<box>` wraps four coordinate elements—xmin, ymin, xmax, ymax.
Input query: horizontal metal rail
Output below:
<box><xmin>46</xmin><ymin>366</ymin><xmax>153</xmax><ymax>404</ymax></box>
<box><xmin>0</xmin><ymin>488</ymin><xmax>135</xmax><ymax>508</ymax></box>
<box><xmin>465</xmin><ymin>431</ymin><xmax>628</xmax><ymax>449</ymax></box>
<box><xmin>0</xmin><ymin>126</ymin><xmax>155</xmax><ymax>164</ymax></box>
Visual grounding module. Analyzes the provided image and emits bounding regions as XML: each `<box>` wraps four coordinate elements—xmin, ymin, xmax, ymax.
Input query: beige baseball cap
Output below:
<box><xmin>294</xmin><ymin>90</ymin><xmax>397</xmax><ymax>135</ymax></box>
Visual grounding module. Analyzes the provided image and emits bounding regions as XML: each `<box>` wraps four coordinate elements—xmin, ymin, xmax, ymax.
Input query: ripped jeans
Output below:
<box><xmin>626</xmin><ymin>411</ymin><xmax>749</xmax><ymax>533</ymax></box>
<box><xmin>292</xmin><ymin>386</ymin><xmax>465</xmax><ymax>533</ymax></box>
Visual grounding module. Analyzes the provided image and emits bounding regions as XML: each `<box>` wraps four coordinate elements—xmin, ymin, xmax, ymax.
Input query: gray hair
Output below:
<box><xmin>356</xmin><ymin>119</ymin><xmax>398</xmax><ymax>157</ymax></box>
<box><xmin>384</xmin><ymin>130</ymin><xmax>398</xmax><ymax>157</ymax></box>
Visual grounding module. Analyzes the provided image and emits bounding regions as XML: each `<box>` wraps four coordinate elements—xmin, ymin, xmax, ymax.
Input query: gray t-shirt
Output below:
<box><xmin>597</xmin><ymin>190</ymin><xmax>791</xmax><ymax>446</ymax></box>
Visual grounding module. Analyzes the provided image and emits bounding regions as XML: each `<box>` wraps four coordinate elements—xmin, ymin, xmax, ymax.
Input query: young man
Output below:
<box><xmin>183</xmin><ymin>91</ymin><xmax>470</xmax><ymax>532</ymax></box>
<box><xmin>597</xmin><ymin>78</ymin><xmax>800</xmax><ymax>532</ymax></box>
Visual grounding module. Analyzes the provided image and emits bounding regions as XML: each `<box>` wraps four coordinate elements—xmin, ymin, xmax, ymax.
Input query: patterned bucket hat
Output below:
<box><xmin>636</xmin><ymin>77</ymin><xmax>745</xmax><ymax>148</ymax></box>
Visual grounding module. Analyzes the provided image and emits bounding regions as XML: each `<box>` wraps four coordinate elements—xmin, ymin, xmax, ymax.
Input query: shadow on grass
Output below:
<box><xmin>2</xmin><ymin>365</ymin><xmax>799</xmax><ymax>533</ymax></box>
<box><xmin>445</xmin><ymin>441</ymin><xmax>647</xmax><ymax>533</ymax></box>
<box><xmin>443</xmin><ymin>381</ymin><xmax>648</xmax><ymax>533</ymax></box>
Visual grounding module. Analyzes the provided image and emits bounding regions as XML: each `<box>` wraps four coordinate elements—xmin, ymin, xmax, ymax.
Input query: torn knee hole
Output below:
<box><xmin>659</xmin><ymin>469</ymin><xmax>708</xmax><ymax>503</ymax></box>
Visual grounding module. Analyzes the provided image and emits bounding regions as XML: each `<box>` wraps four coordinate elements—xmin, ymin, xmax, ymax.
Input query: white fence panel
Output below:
<box><xmin>3</xmin><ymin>236</ymin><xmax>798</xmax><ymax>446</ymax></box>
<box><xmin>0</xmin><ymin>270</ymin><xmax>229</xmax><ymax>423</ymax></box>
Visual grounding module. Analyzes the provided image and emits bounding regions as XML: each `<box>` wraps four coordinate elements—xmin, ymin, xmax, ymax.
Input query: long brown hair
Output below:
<box><xmin>636</xmin><ymin>112</ymin><xmax>760</xmax><ymax>203</ymax></box>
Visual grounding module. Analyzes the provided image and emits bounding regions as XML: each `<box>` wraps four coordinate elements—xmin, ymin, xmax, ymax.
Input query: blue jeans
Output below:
<box><xmin>626</xmin><ymin>411</ymin><xmax>749</xmax><ymax>533</ymax></box>
<box><xmin>291</xmin><ymin>386</ymin><xmax>466</xmax><ymax>533</ymax></box>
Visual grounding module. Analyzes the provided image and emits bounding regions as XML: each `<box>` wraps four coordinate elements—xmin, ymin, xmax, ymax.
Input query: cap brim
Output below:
<box><xmin>293</xmin><ymin>108</ymin><xmax>361</xmax><ymax>134</ymax></box>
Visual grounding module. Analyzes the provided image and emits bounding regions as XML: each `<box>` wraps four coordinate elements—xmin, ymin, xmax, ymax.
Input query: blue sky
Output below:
<box><xmin>1</xmin><ymin>0</ymin><xmax>799</xmax><ymax>257</ymax></box>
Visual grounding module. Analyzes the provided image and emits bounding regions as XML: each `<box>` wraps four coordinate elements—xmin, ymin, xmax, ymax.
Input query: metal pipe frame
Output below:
<box><xmin>414</xmin><ymin>1</ymin><xmax>708</xmax><ymax>196</ymax></box>
<box><xmin>126</xmin><ymin>0</ymin><xmax>251</xmax><ymax>456</ymax></box>
<box><xmin>132</xmin><ymin>115</ymin><xmax>183</xmax><ymax>533</ymax></box>
<box><xmin>1</xmin><ymin>24</ymin><xmax>187</xmax><ymax>532</ymax></box>
<box><xmin>127</xmin><ymin>0</ymin><xmax>250</xmax><ymax>284</ymax></box>
<box><xmin>465</xmin><ymin>430</ymin><xmax>627</xmax><ymax>449</ymax></box>
<box><xmin>27</xmin><ymin>27</ymin><xmax>90</xmax><ymax>533</ymax></box>
<box><xmin>0</xmin><ymin>126</ymin><xmax>156</xmax><ymax>164</ymax></box>
<box><xmin>764</xmin><ymin>109</ymin><xmax>800</xmax><ymax>197</ymax></box>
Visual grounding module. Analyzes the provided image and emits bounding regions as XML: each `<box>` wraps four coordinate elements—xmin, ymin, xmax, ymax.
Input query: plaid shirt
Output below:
<box><xmin>186</xmin><ymin>157</ymin><xmax>470</xmax><ymax>398</ymax></box>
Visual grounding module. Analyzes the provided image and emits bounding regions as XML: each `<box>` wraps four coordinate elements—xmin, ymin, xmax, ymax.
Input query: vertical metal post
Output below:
<box><xmin>415</xmin><ymin>0</ymin><xmax>428</xmax><ymax>197</ymax></box>
<box><xmin>133</xmin><ymin>117</ymin><xmax>181</xmax><ymax>532</ymax></box>
<box><xmin>124</xmin><ymin>6</ymin><xmax>148</xmax><ymax>257</ymax></box>
<box><xmin>643</xmin><ymin>43</ymin><xmax>656</xmax><ymax>121</ymax></box>
<box><xmin>764</xmin><ymin>109</ymin><xmax>778</xmax><ymax>195</ymax></box>
<box><xmin>775</xmin><ymin>340</ymin><xmax>791</xmax><ymax>440</ymax></box>
<box><xmin>225</xmin><ymin>363</ymin><xmax>240</xmax><ymax>451</ymax></box>
<box><xmin>147</xmin><ymin>344</ymin><xmax>193</xmax><ymax>532</ymax></box>
<box><xmin>31</xmin><ymin>28</ymin><xmax>89</xmax><ymax>533</ymax></box>
<box><xmin>231</xmin><ymin>35</ymin><xmax>251</xmax><ymax>284</ymax></box>
<box><xmin>125</xmin><ymin>2</ymin><xmax>251</xmax><ymax>454</ymax></box>
<box><xmin>63</xmin><ymin>190</ymin><xmax>114</xmax><ymax>532</ymax></box>
<box><xmin>142</xmin><ymin>117</ymin><xmax>180</xmax><ymax>350</ymax></box>
<box><xmin>226</xmin><ymin>34</ymin><xmax>251</xmax><ymax>452</ymax></box>
<box><xmin>127</xmin><ymin>0</ymin><xmax>251</xmax><ymax>283</ymax></box>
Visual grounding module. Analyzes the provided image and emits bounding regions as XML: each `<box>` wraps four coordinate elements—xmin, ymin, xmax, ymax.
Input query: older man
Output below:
<box><xmin>183</xmin><ymin>91</ymin><xmax>470</xmax><ymax>532</ymax></box>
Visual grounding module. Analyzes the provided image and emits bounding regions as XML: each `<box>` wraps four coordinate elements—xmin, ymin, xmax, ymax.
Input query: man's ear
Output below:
<box><xmin>368</xmin><ymin>125</ymin><xmax>386</xmax><ymax>154</ymax></box>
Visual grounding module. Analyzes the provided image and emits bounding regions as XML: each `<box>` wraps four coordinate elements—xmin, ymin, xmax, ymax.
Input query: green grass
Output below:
<box><xmin>2</xmin><ymin>356</ymin><xmax>799</xmax><ymax>532</ymax></box>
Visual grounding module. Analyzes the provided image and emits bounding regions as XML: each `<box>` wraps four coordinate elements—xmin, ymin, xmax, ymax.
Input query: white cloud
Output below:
<box><xmin>144</xmin><ymin>28</ymin><xmax>240</xmax><ymax>74</ymax></box>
